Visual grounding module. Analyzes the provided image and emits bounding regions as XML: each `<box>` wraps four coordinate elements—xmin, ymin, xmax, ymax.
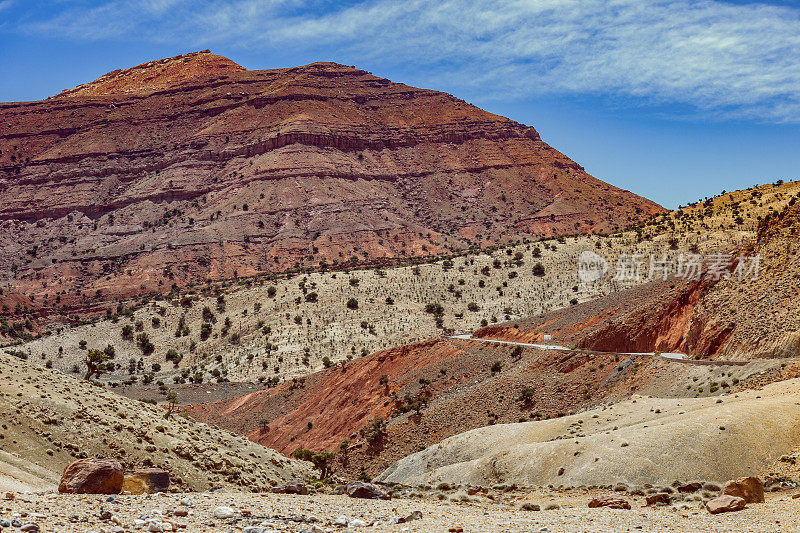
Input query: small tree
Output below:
<box><xmin>84</xmin><ymin>348</ymin><xmax>111</xmax><ymax>380</ymax></box>
<box><xmin>165</xmin><ymin>390</ymin><xmax>178</xmax><ymax>418</ymax></box>
<box><xmin>517</xmin><ymin>388</ymin><xmax>535</xmax><ymax>404</ymax></box>
<box><xmin>360</xmin><ymin>417</ymin><xmax>387</xmax><ymax>443</ymax></box>
<box><xmin>292</xmin><ymin>448</ymin><xmax>336</xmax><ymax>479</ymax></box>
<box><xmin>137</xmin><ymin>332</ymin><xmax>155</xmax><ymax>355</ymax></box>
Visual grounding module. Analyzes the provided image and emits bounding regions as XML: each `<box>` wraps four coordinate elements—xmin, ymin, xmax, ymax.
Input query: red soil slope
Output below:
<box><xmin>187</xmin><ymin>336</ymin><xmax>638</xmax><ymax>477</ymax></box>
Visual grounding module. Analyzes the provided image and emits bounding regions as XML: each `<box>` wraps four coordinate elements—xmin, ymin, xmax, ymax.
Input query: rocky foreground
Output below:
<box><xmin>1</xmin><ymin>486</ymin><xmax>799</xmax><ymax>533</ymax></box>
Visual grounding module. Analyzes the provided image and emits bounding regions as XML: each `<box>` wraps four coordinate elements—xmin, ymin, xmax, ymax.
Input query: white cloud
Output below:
<box><xmin>19</xmin><ymin>0</ymin><xmax>800</xmax><ymax>122</ymax></box>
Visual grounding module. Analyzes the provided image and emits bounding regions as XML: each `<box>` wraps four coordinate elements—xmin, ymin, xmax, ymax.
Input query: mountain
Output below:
<box><xmin>0</xmin><ymin>50</ymin><xmax>663</xmax><ymax>317</ymax></box>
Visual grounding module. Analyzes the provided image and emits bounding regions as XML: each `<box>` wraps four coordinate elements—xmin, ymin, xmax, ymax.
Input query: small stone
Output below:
<box><xmin>646</xmin><ymin>492</ymin><xmax>671</xmax><ymax>506</ymax></box>
<box><xmin>706</xmin><ymin>495</ymin><xmax>747</xmax><ymax>514</ymax></box>
<box><xmin>345</xmin><ymin>482</ymin><xmax>391</xmax><ymax>500</ymax></box>
<box><xmin>588</xmin><ymin>495</ymin><xmax>631</xmax><ymax>509</ymax></box>
<box><xmin>677</xmin><ymin>482</ymin><xmax>703</xmax><ymax>493</ymax></box>
<box><xmin>273</xmin><ymin>481</ymin><xmax>308</xmax><ymax>495</ymax></box>
<box><xmin>333</xmin><ymin>515</ymin><xmax>349</xmax><ymax>526</ymax></box>
<box><xmin>212</xmin><ymin>506</ymin><xmax>235</xmax><ymax>519</ymax></box>
<box><xmin>349</xmin><ymin>518</ymin><xmax>367</xmax><ymax>527</ymax></box>
<box><xmin>21</xmin><ymin>524</ymin><xmax>40</xmax><ymax>532</ymax></box>
<box><xmin>448</xmin><ymin>528</ymin><xmax>464</xmax><ymax>533</ymax></box>
<box><xmin>174</xmin><ymin>509</ymin><xmax>188</xmax><ymax>517</ymax></box>
<box><xmin>4</xmin><ymin>491</ymin><xmax>14</xmax><ymax>500</ymax></box>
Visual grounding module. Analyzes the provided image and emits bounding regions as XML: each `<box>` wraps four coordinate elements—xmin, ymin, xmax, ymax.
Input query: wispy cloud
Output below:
<box><xmin>15</xmin><ymin>0</ymin><xmax>800</xmax><ymax>122</ymax></box>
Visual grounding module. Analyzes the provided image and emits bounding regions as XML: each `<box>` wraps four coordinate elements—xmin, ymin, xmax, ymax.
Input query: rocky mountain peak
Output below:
<box><xmin>55</xmin><ymin>50</ymin><xmax>246</xmax><ymax>98</ymax></box>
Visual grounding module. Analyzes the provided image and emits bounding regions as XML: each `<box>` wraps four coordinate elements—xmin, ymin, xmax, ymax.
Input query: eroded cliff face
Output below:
<box><xmin>0</xmin><ymin>50</ymin><xmax>663</xmax><ymax>315</ymax></box>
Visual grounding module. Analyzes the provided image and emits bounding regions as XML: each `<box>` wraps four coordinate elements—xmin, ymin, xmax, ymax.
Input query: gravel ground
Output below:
<box><xmin>1</xmin><ymin>489</ymin><xmax>799</xmax><ymax>532</ymax></box>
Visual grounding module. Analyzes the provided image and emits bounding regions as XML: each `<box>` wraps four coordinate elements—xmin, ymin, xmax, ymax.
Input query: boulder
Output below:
<box><xmin>122</xmin><ymin>468</ymin><xmax>170</xmax><ymax>494</ymax></box>
<box><xmin>345</xmin><ymin>482</ymin><xmax>391</xmax><ymax>500</ymax></box>
<box><xmin>645</xmin><ymin>492</ymin><xmax>671</xmax><ymax>506</ymax></box>
<box><xmin>706</xmin><ymin>495</ymin><xmax>746</xmax><ymax>514</ymax></box>
<box><xmin>59</xmin><ymin>458</ymin><xmax>124</xmax><ymax>494</ymax></box>
<box><xmin>272</xmin><ymin>481</ymin><xmax>308</xmax><ymax>495</ymax></box>
<box><xmin>588</xmin><ymin>495</ymin><xmax>631</xmax><ymax>509</ymax></box>
<box><xmin>720</xmin><ymin>476</ymin><xmax>764</xmax><ymax>503</ymax></box>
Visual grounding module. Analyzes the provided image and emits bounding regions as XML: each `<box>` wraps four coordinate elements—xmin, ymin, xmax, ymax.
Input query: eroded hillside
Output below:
<box><xmin>0</xmin><ymin>351</ymin><xmax>309</xmax><ymax>492</ymax></box>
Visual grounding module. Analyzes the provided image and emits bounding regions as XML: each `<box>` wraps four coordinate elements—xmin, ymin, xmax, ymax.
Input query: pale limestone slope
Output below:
<box><xmin>378</xmin><ymin>378</ymin><xmax>800</xmax><ymax>487</ymax></box>
<box><xmin>0</xmin><ymin>352</ymin><xmax>309</xmax><ymax>492</ymax></box>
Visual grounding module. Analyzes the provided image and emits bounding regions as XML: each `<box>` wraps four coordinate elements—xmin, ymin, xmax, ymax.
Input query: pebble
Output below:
<box><xmin>20</xmin><ymin>524</ymin><xmax>40</xmax><ymax>532</ymax></box>
<box><xmin>334</xmin><ymin>515</ymin><xmax>349</xmax><ymax>526</ymax></box>
<box><xmin>349</xmin><ymin>518</ymin><xmax>368</xmax><ymax>527</ymax></box>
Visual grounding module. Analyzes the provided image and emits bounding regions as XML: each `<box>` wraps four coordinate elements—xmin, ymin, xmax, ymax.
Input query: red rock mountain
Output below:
<box><xmin>0</xmin><ymin>50</ymin><xmax>663</xmax><ymax>314</ymax></box>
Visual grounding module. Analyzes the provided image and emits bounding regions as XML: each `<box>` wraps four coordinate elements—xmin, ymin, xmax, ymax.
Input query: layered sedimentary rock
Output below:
<box><xmin>0</xmin><ymin>50</ymin><xmax>663</xmax><ymax>314</ymax></box>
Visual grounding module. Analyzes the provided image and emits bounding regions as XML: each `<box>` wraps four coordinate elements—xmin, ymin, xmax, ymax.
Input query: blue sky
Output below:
<box><xmin>1</xmin><ymin>0</ymin><xmax>799</xmax><ymax>209</ymax></box>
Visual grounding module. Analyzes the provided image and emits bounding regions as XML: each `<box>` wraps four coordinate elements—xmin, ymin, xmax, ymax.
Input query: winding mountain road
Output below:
<box><xmin>449</xmin><ymin>333</ymin><xmax>686</xmax><ymax>359</ymax></box>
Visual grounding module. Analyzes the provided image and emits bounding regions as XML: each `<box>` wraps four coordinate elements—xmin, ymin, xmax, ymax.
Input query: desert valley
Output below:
<box><xmin>1</xmin><ymin>43</ymin><xmax>799</xmax><ymax>533</ymax></box>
